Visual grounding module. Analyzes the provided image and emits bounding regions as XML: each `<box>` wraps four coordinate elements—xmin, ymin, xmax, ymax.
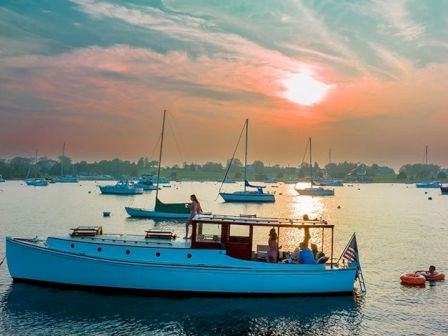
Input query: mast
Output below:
<box><xmin>244</xmin><ymin>119</ymin><xmax>248</xmax><ymax>192</ymax></box>
<box><xmin>61</xmin><ymin>143</ymin><xmax>66</xmax><ymax>176</ymax></box>
<box><xmin>425</xmin><ymin>145</ymin><xmax>428</xmax><ymax>165</ymax></box>
<box><xmin>309</xmin><ymin>137</ymin><xmax>312</xmax><ymax>187</ymax></box>
<box><xmin>155</xmin><ymin>110</ymin><xmax>166</xmax><ymax>201</ymax></box>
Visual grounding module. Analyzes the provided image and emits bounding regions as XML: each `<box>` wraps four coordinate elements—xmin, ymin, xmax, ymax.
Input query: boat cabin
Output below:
<box><xmin>191</xmin><ymin>214</ymin><xmax>334</xmax><ymax>265</ymax></box>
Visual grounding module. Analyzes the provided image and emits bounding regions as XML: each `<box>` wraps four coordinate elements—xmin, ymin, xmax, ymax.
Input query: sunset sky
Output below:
<box><xmin>1</xmin><ymin>0</ymin><xmax>447</xmax><ymax>168</ymax></box>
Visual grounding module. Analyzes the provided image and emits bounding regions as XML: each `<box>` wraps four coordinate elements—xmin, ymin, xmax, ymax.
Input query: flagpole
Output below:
<box><xmin>337</xmin><ymin>232</ymin><xmax>356</xmax><ymax>264</ymax></box>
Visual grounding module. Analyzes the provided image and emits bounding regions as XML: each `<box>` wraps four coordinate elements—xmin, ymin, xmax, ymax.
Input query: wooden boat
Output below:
<box><xmin>219</xmin><ymin>119</ymin><xmax>275</xmax><ymax>203</ymax></box>
<box><xmin>6</xmin><ymin>215</ymin><xmax>361</xmax><ymax>295</ymax></box>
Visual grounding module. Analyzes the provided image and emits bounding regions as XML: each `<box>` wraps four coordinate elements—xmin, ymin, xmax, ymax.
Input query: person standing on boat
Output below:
<box><xmin>185</xmin><ymin>194</ymin><xmax>202</xmax><ymax>239</ymax></box>
<box><xmin>267</xmin><ymin>228</ymin><xmax>279</xmax><ymax>263</ymax></box>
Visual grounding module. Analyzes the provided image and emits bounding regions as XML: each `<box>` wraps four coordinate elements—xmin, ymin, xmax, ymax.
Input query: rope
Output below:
<box><xmin>0</xmin><ymin>255</ymin><xmax>6</xmax><ymax>267</ymax></box>
<box><xmin>216</xmin><ymin>121</ymin><xmax>246</xmax><ymax>200</ymax></box>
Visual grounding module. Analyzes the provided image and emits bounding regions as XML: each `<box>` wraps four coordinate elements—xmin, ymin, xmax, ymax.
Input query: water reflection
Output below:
<box><xmin>0</xmin><ymin>284</ymin><xmax>363</xmax><ymax>335</ymax></box>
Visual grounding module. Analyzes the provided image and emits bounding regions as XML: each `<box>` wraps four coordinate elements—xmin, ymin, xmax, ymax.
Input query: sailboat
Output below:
<box><xmin>415</xmin><ymin>145</ymin><xmax>440</xmax><ymax>188</ymax></box>
<box><xmin>295</xmin><ymin>138</ymin><xmax>334</xmax><ymax>196</ymax></box>
<box><xmin>53</xmin><ymin>143</ymin><xmax>79</xmax><ymax>183</ymax></box>
<box><xmin>219</xmin><ymin>119</ymin><xmax>275</xmax><ymax>203</ymax></box>
<box><xmin>25</xmin><ymin>150</ymin><xmax>48</xmax><ymax>187</ymax></box>
<box><xmin>125</xmin><ymin>110</ymin><xmax>191</xmax><ymax>218</ymax></box>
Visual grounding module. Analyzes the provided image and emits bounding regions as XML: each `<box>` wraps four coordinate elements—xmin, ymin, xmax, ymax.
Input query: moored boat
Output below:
<box><xmin>126</xmin><ymin>110</ymin><xmax>198</xmax><ymax>218</ymax></box>
<box><xmin>99</xmin><ymin>180</ymin><xmax>143</xmax><ymax>195</ymax></box>
<box><xmin>441</xmin><ymin>184</ymin><xmax>448</xmax><ymax>195</ymax></box>
<box><xmin>295</xmin><ymin>138</ymin><xmax>335</xmax><ymax>197</ymax></box>
<box><xmin>219</xmin><ymin>119</ymin><xmax>275</xmax><ymax>203</ymax></box>
<box><xmin>53</xmin><ymin>175</ymin><xmax>79</xmax><ymax>183</ymax></box>
<box><xmin>6</xmin><ymin>215</ymin><xmax>362</xmax><ymax>295</ymax></box>
<box><xmin>135</xmin><ymin>174</ymin><xmax>158</xmax><ymax>191</ymax></box>
<box><xmin>25</xmin><ymin>178</ymin><xmax>49</xmax><ymax>187</ymax></box>
<box><xmin>416</xmin><ymin>181</ymin><xmax>440</xmax><ymax>188</ymax></box>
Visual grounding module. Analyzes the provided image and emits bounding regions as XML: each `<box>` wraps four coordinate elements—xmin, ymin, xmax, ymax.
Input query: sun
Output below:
<box><xmin>283</xmin><ymin>70</ymin><xmax>333</xmax><ymax>106</ymax></box>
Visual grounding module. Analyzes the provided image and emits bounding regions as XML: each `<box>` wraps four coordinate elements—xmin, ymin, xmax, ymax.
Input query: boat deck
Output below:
<box><xmin>55</xmin><ymin>234</ymin><xmax>191</xmax><ymax>249</ymax></box>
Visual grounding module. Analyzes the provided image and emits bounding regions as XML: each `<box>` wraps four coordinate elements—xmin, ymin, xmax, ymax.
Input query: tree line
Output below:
<box><xmin>0</xmin><ymin>156</ymin><xmax>446</xmax><ymax>181</ymax></box>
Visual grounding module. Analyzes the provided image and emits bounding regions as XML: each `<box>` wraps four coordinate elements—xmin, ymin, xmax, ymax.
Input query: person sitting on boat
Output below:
<box><xmin>311</xmin><ymin>242</ymin><xmax>328</xmax><ymax>263</ymax></box>
<box><xmin>297</xmin><ymin>241</ymin><xmax>316</xmax><ymax>264</ymax></box>
<box><xmin>185</xmin><ymin>194</ymin><xmax>203</xmax><ymax>239</ymax></box>
<box><xmin>267</xmin><ymin>228</ymin><xmax>279</xmax><ymax>263</ymax></box>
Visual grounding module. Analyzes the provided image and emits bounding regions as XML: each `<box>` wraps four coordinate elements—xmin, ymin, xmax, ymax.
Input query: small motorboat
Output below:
<box><xmin>135</xmin><ymin>174</ymin><xmax>158</xmax><ymax>191</ymax></box>
<box><xmin>25</xmin><ymin>178</ymin><xmax>49</xmax><ymax>187</ymax></box>
<box><xmin>99</xmin><ymin>180</ymin><xmax>143</xmax><ymax>195</ymax></box>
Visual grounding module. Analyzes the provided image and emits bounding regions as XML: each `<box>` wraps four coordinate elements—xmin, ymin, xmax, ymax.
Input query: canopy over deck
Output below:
<box><xmin>192</xmin><ymin>214</ymin><xmax>333</xmax><ymax>229</ymax></box>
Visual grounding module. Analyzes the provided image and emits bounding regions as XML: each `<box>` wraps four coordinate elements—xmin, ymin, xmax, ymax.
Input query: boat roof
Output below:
<box><xmin>193</xmin><ymin>214</ymin><xmax>333</xmax><ymax>228</ymax></box>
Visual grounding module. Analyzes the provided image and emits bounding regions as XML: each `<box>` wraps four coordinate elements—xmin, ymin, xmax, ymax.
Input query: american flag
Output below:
<box><xmin>342</xmin><ymin>233</ymin><xmax>358</xmax><ymax>262</ymax></box>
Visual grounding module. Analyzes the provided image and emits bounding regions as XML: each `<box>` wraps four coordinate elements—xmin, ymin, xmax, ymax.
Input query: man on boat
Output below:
<box><xmin>297</xmin><ymin>241</ymin><xmax>315</xmax><ymax>264</ymax></box>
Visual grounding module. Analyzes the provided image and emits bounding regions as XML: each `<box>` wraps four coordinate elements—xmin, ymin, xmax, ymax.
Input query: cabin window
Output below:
<box><xmin>229</xmin><ymin>225</ymin><xmax>250</xmax><ymax>238</ymax></box>
<box><xmin>196</xmin><ymin>223</ymin><xmax>221</xmax><ymax>243</ymax></box>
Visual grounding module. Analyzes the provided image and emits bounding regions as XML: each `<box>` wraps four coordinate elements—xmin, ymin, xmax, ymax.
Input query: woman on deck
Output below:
<box><xmin>267</xmin><ymin>228</ymin><xmax>279</xmax><ymax>263</ymax></box>
<box><xmin>185</xmin><ymin>194</ymin><xmax>203</xmax><ymax>239</ymax></box>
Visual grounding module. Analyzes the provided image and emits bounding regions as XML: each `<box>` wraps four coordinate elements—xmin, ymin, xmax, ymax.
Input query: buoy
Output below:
<box><xmin>425</xmin><ymin>191</ymin><xmax>428</xmax><ymax>194</ymax></box>
<box><xmin>103</xmin><ymin>211</ymin><xmax>111</xmax><ymax>217</ymax></box>
<box><xmin>428</xmin><ymin>197</ymin><xmax>432</xmax><ymax>200</ymax></box>
<box><xmin>337</xmin><ymin>205</ymin><xmax>341</xmax><ymax>209</ymax></box>
<box><xmin>88</xmin><ymin>191</ymin><xmax>92</xmax><ymax>194</ymax></box>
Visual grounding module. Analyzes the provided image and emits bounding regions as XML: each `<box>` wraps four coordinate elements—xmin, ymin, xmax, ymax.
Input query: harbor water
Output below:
<box><xmin>0</xmin><ymin>181</ymin><xmax>447</xmax><ymax>335</ymax></box>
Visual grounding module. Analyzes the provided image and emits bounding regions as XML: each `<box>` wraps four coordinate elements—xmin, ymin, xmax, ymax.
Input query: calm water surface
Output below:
<box><xmin>0</xmin><ymin>181</ymin><xmax>447</xmax><ymax>335</ymax></box>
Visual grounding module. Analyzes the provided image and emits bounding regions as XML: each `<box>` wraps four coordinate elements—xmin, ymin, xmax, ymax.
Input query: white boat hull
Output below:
<box><xmin>125</xmin><ymin>207</ymin><xmax>190</xmax><ymax>219</ymax></box>
<box><xmin>295</xmin><ymin>188</ymin><xmax>335</xmax><ymax>196</ymax></box>
<box><xmin>220</xmin><ymin>192</ymin><xmax>275</xmax><ymax>203</ymax></box>
<box><xmin>6</xmin><ymin>237</ymin><xmax>356</xmax><ymax>295</ymax></box>
<box><xmin>99</xmin><ymin>186</ymin><xmax>143</xmax><ymax>195</ymax></box>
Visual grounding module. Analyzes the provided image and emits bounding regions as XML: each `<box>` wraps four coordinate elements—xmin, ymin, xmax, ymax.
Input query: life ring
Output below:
<box><xmin>424</xmin><ymin>272</ymin><xmax>445</xmax><ymax>281</ymax></box>
<box><xmin>400</xmin><ymin>273</ymin><xmax>426</xmax><ymax>286</ymax></box>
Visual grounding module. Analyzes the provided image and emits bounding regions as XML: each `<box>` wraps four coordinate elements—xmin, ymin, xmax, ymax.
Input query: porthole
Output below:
<box><xmin>126</xmin><ymin>250</ymin><xmax>131</xmax><ymax>255</ymax></box>
<box><xmin>97</xmin><ymin>247</ymin><xmax>102</xmax><ymax>252</ymax></box>
<box><xmin>70</xmin><ymin>243</ymin><xmax>75</xmax><ymax>248</ymax></box>
<box><xmin>187</xmin><ymin>253</ymin><xmax>192</xmax><ymax>259</ymax></box>
<box><xmin>156</xmin><ymin>252</ymin><xmax>160</xmax><ymax>257</ymax></box>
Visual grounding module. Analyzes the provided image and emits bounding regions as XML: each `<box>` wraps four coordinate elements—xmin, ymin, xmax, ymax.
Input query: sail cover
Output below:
<box><xmin>244</xmin><ymin>180</ymin><xmax>265</xmax><ymax>189</ymax></box>
<box><xmin>155</xmin><ymin>198</ymin><xmax>190</xmax><ymax>214</ymax></box>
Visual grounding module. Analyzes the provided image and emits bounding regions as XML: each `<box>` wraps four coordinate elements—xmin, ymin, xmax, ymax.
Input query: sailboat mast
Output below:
<box><xmin>155</xmin><ymin>110</ymin><xmax>166</xmax><ymax>200</ymax></box>
<box><xmin>309</xmin><ymin>137</ymin><xmax>312</xmax><ymax>186</ymax></box>
<box><xmin>244</xmin><ymin>119</ymin><xmax>248</xmax><ymax>192</ymax></box>
<box><xmin>425</xmin><ymin>145</ymin><xmax>428</xmax><ymax>164</ymax></box>
<box><xmin>61</xmin><ymin>143</ymin><xmax>66</xmax><ymax>176</ymax></box>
